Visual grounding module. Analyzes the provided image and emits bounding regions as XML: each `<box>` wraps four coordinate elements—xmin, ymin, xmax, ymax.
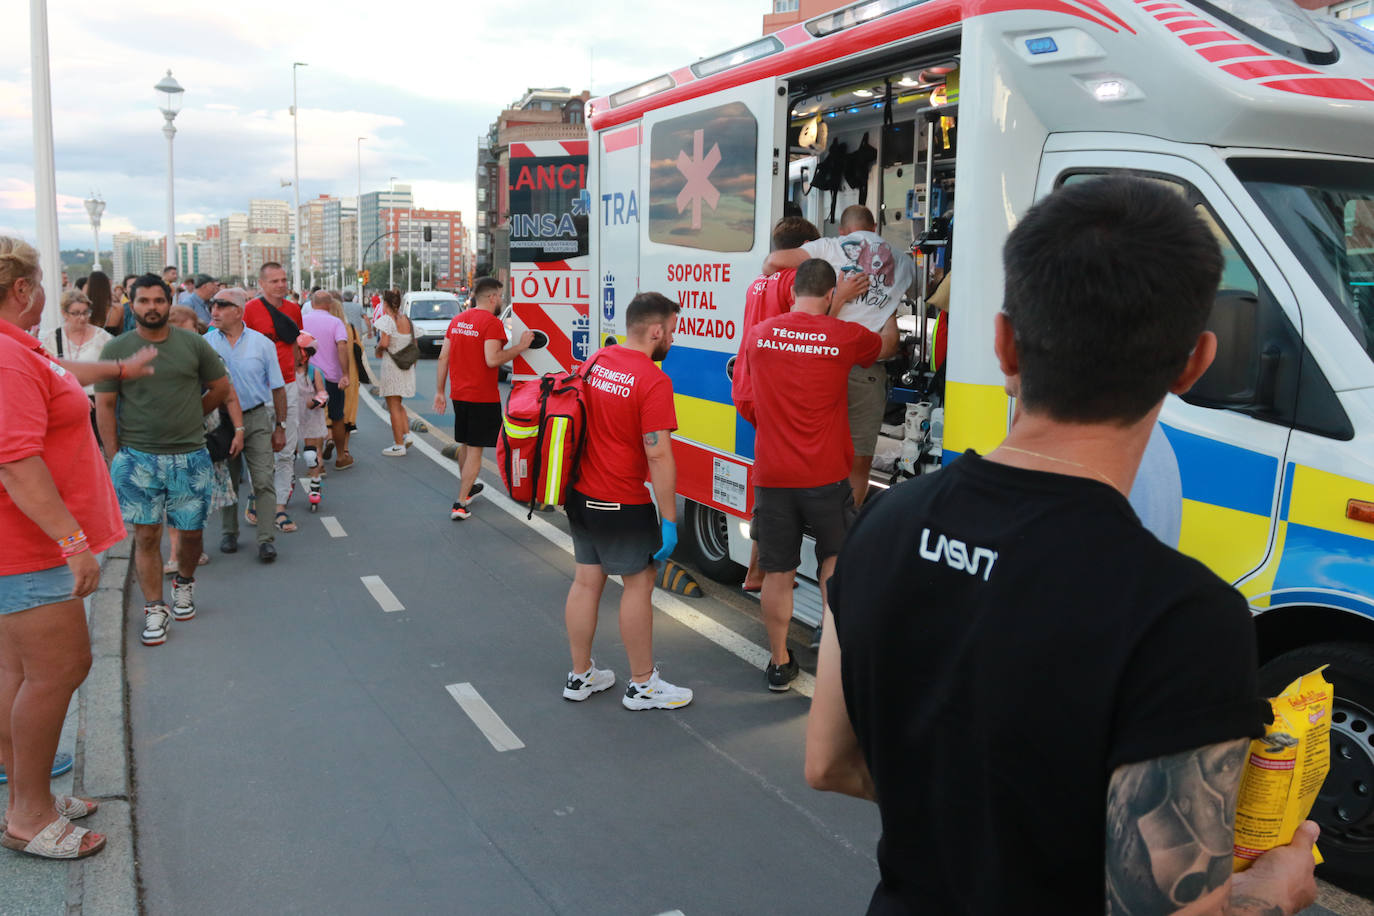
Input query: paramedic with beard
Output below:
<box><xmin>735</xmin><ymin>258</ymin><xmax>890</xmax><ymax>691</ymax></box>
<box><xmin>560</xmin><ymin>292</ymin><xmax>694</xmax><ymax>711</ymax></box>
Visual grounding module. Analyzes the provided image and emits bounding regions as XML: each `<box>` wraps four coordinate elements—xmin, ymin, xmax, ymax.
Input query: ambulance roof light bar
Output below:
<box><xmin>609</xmin><ymin>73</ymin><xmax>677</xmax><ymax>109</ymax></box>
<box><xmin>691</xmin><ymin>36</ymin><xmax>784</xmax><ymax>79</ymax></box>
<box><xmin>806</xmin><ymin>0</ymin><xmax>926</xmax><ymax>38</ymax></box>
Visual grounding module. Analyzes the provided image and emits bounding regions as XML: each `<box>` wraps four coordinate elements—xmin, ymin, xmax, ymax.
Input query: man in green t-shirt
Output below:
<box><xmin>97</xmin><ymin>275</ymin><xmax>230</xmax><ymax>648</ymax></box>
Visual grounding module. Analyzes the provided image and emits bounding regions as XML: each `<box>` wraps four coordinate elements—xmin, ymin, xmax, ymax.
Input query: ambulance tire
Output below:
<box><xmin>1257</xmin><ymin>642</ymin><xmax>1374</xmax><ymax>896</ymax></box>
<box><xmin>683</xmin><ymin>501</ymin><xmax>746</xmax><ymax>584</ymax></box>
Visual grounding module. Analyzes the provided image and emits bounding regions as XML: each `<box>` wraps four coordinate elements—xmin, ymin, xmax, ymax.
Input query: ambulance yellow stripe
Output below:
<box><xmin>943</xmin><ymin>381</ymin><xmax>1010</xmax><ymax>457</ymax></box>
<box><xmin>1285</xmin><ymin>464</ymin><xmax>1374</xmax><ymax>543</ymax></box>
<box><xmin>1177</xmin><ymin>499</ymin><xmax>1272</xmax><ymax>587</ymax></box>
<box><xmin>672</xmin><ymin>394</ymin><xmax>736</xmax><ymax>453</ymax></box>
<box><xmin>1238</xmin><ymin>520</ymin><xmax>1288</xmax><ymax>610</ymax></box>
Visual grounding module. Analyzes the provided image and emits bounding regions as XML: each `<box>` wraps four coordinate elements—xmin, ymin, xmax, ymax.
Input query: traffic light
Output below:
<box><xmin>423</xmin><ymin>226</ymin><xmax>432</xmax><ymax>242</ymax></box>
<box><xmin>360</xmin><ymin>269</ymin><xmax>370</xmax><ymax>285</ymax></box>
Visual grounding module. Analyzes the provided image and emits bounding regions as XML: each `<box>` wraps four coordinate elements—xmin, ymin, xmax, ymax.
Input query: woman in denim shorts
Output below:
<box><xmin>0</xmin><ymin>239</ymin><xmax>152</xmax><ymax>860</ymax></box>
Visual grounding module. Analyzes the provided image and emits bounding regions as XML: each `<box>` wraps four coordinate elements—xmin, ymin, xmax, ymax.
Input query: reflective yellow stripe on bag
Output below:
<box><xmin>543</xmin><ymin>416</ymin><xmax>569</xmax><ymax>505</ymax></box>
<box><xmin>504</xmin><ymin>419</ymin><xmax>537</xmax><ymax>439</ymax></box>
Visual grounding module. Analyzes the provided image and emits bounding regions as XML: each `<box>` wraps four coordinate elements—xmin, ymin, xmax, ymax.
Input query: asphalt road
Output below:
<box><xmin>124</xmin><ymin>356</ymin><xmax>1372</xmax><ymax>915</ymax></box>
<box><xmin>127</xmin><ymin>388</ymin><xmax>880</xmax><ymax>915</ymax></box>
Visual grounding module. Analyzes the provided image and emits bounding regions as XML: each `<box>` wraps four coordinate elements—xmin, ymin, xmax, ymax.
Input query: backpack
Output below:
<box><xmin>497</xmin><ymin>355</ymin><xmax>602</xmax><ymax>519</ymax></box>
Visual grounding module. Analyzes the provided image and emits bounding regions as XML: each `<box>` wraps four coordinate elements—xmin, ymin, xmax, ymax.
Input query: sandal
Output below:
<box><xmin>1</xmin><ymin>815</ymin><xmax>105</xmax><ymax>860</ymax></box>
<box><xmin>274</xmin><ymin>511</ymin><xmax>297</xmax><ymax>533</ymax></box>
<box><xmin>245</xmin><ymin>497</ymin><xmax>257</xmax><ymax>525</ymax></box>
<box><xmin>56</xmin><ymin>795</ymin><xmax>99</xmax><ymax>820</ymax></box>
<box><xmin>335</xmin><ymin>454</ymin><xmax>354</xmax><ymax>471</ymax></box>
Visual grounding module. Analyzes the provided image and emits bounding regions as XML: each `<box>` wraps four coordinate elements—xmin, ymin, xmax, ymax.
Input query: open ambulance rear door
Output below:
<box><xmin>507</xmin><ymin>139</ymin><xmax>592</xmax><ymax>380</ymax></box>
<box><xmin>591</xmin><ymin>76</ymin><xmax>788</xmax><ymax>578</ymax></box>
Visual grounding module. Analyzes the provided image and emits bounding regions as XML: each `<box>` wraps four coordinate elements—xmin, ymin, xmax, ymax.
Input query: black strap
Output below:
<box><xmin>55</xmin><ymin>328</ymin><xmax>64</xmax><ymax>358</ymax></box>
<box><xmin>251</xmin><ymin>297</ymin><xmax>300</xmax><ymax>345</ymax></box>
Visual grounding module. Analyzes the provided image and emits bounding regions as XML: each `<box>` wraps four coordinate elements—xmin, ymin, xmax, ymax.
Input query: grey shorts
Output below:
<box><xmin>753</xmin><ymin>480</ymin><xmax>855</xmax><ymax>573</ymax></box>
<box><xmin>847</xmin><ymin>364</ymin><xmax>886</xmax><ymax>458</ymax></box>
<box><xmin>566</xmin><ymin>489</ymin><xmax>661</xmax><ymax>576</ymax></box>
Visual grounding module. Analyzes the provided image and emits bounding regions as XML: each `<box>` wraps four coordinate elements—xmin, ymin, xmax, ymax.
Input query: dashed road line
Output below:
<box><xmin>445</xmin><ymin>682</ymin><xmax>526</xmax><ymax>752</ymax></box>
<box><xmin>320</xmin><ymin>515</ymin><xmax>347</xmax><ymax>538</ymax></box>
<box><xmin>360</xmin><ymin>575</ymin><xmax>404</xmax><ymax>613</ymax></box>
<box><xmin>360</xmin><ymin>391</ymin><xmax>815</xmax><ymax>698</ymax></box>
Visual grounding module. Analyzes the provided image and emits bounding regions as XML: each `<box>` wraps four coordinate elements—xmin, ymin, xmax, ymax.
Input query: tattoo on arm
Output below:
<box><xmin>644</xmin><ymin>431</ymin><xmax>659</xmax><ymax>447</ymax></box>
<box><xmin>1105</xmin><ymin>739</ymin><xmax>1248</xmax><ymax>915</ymax></box>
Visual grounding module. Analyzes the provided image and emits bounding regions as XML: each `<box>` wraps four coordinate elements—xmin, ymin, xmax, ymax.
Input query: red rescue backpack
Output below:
<box><xmin>498</xmin><ymin>356</ymin><xmax>601</xmax><ymax>519</ymax></box>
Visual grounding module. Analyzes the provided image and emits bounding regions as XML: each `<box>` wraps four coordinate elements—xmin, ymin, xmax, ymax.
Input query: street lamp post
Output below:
<box><xmin>356</xmin><ymin>137</ymin><xmax>366</xmax><ymax>292</ymax></box>
<box><xmin>84</xmin><ymin>193</ymin><xmax>105</xmax><ymax>273</ymax></box>
<box><xmin>154</xmin><ymin>70</ymin><xmax>184</xmax><ymax>275</ymax></box>
<box><xmin>388</xmin><ymin>176</ymin><xmax>397</xmax><ymax>291</ymax></box>
<box><xmin>291</xmin><ymin>62</ymin><xmax>308</xmax><ymax>295</ymax></box>
<box><xmin>240</xmin><ymin>239</ymin><xmax>249</xmax><ymax>287</ymax></box>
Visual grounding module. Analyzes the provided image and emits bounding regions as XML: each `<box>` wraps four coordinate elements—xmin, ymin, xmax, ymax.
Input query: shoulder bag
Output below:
<box><xmin>385</xmin><ymin>316</ymin><xmax>420</xmax><ymax>370</ymax></box>
<box><xmin>204</xmin><ymin>405</ymin><xmax>235</xmax><ymax>462</ymax></box>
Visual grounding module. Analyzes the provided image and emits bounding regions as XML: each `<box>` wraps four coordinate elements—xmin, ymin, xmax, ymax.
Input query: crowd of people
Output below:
<box><xmin>0</xmin><ymin>175</ymin><xmax>1329</xmax><ymax>916</ymax></box>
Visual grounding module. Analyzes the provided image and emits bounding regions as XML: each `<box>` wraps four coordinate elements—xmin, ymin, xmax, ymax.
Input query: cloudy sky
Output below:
<box><xmin>1</xmin><ymin>0</ymin><xmax>767</xmax><ymax>247</ymax></box>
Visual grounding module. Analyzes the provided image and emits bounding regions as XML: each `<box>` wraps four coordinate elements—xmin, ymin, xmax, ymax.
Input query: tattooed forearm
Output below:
<box><xmin>644</xmin><ymin>431</ymin><xmax>659</xmax><ymax>446</ymax></box>
<box><xmin>1105</xmin><ymin>739</ymin><xmax>1248</xmax><ymax>915</ymax></box>
<box><xmin>1224</xmin><ymin>896</ymin><xmax>1283</xmax><ymax>916</ymax></box>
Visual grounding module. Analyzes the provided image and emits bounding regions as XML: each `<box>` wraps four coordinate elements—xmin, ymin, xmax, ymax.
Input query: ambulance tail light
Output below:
<box><xmin>1346</xmin><ymin>499</ymin><xmax>1374</xmax><ymax>524</ymax></box>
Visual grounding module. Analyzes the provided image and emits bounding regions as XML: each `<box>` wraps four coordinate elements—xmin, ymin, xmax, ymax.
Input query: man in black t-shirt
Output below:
<box><xmin>803</xmin><ymin>177</ymin><xmax>1320</xmax><ymax>915</ymax></box>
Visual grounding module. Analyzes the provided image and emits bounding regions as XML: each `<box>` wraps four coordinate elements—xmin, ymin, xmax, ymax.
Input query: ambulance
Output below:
<box><xmin>570</xmin><ymin>0</ymin><xmax>1374</xmax><ymax>882</ymax></box>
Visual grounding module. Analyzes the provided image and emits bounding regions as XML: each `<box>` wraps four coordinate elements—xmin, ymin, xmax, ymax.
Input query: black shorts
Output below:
<box><xmin>323</xmin><ymin>380</ymin><xmax>344</xmax><ymax>421</ymax></box>
<box><xmin>452</xmin><ymin>399</ymin><xmax>502</xmax><ymax>448</ymax></box>
<box><xmin>753</xmin><ymin>480</ymin><xmax>855</xmax><ymax>573</ymax></box>
<box><xmin>566</xmin><ymin>488</ymin><xmax>660</xmax><ymax>576</ymax></box>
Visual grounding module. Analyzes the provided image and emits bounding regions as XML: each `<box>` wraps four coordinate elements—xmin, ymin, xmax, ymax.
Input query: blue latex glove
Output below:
<box><xmin>652</xmin><ymin>520</ymin><xmax>678</xmax><ymax>563</ymax></box>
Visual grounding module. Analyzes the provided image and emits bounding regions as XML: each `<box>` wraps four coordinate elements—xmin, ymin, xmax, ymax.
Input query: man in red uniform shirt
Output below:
<box><xmin>737</xmin><ymin>259</ymin><xmax>892</xmax><ymax>691</ymax></box>
<box><xmin>734</xmin><ymin>217</ymin><xmax>867</xmax><ymax>593</ymax></box>
<box><xmin>561</xmin><ymin>292</ymin><xmax>692</xmax><ymax>711</ymax></box>
<box><xmin>433</xmin><ymin>277</ymin><xmax>533</xmax><ymax>520</ymax></box>
<box><xmin>243</xmin><ymin>262</ymin><xmax>305</xmax><ymax>528</ymax></box>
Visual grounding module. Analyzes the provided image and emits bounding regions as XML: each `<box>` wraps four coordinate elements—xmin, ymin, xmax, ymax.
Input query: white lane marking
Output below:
<box><xmin>320</xmin><ymin>516</ymin><xmax>347</xmax><ymax>538</ymax></box>
<box><xmin>654</xmin><ymin>911</ymin><xmax>686</xmax><ymax>916</ymax></box>
<box><xmin>361</xmin><ymin>392</ymin><xmax>813</xmax><ymax>697</ymax></box>
<box><xmin>445</xmin><ymin>682</ymin><xmax>526</xmax><ymax>752</ymax></box>
<box><xmin>360</xmin><ymin>575</ymin><xmax>404</xmax><ymax>613</ymax></box>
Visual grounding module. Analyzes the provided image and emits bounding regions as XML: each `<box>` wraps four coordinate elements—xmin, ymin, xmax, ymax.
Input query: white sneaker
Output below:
<box><xmin>142</xmin><ymin>604</ymin><xmax>171</xmax><ymax>646</ymax></box>
<box><xmin>403</xmin><ymin>433</ymin><xmax>415</xmax><ymax>446</ymax></box>
<box><xmin>563</xmin><ymin>662</ymin><xmax>616</xmax><ymax>701</ymax></box>
<box><xmin>382</xmin><ymin>444</ymin><xmax>407</xmax><ymax>457</ymax></box>
<box><xmin>171</xmin><ymin>576</ymin><xmax>195</xmax><ymax>621</ymax></box>
<box><xmin>622</xmin><ymin>668</ymin><xmax>693</xmax><ymax>710</ymax></box>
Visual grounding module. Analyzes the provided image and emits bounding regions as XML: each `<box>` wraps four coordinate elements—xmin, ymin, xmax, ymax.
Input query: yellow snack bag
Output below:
<box><xmin>1232</xmin><ymin>666</ymin><xmax>1331</xmax><ymax>871</ymax></box>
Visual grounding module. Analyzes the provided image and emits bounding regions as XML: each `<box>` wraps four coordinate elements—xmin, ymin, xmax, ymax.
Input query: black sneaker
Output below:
<box><xmin>766</xmin><ymin>650</ymin><xmax>799</xmax><ymax>692</ymax></box>
<box><xmin>220</xmin><ymin>533</ymin><xmax>238</xmax><ymax>554</ymax></box>
<box><xmin>258</xmin><ymin>542</ymin><xmax>277</xmax><ymax>563</ymax></box>
<box><xmin>459</xmin><ymin>480</ymin><xmax>485</xmax><ymax>506</ymax></box>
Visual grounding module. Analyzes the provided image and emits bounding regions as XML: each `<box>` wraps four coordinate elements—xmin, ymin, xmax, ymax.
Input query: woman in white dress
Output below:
<box><xmin>372</xmin><ymin>289</ymin><xmax>416</xmax><ymax>456</ymax></box>
<box><xmin>41</xmin><ymin>291</ymin><xmax>112</xmax><ymax>396</ymax></box>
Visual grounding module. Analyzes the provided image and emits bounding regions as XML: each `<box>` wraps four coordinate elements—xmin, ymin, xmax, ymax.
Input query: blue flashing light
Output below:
<box><xmin>1025</xmin><ymin>36</ymin><xmax>1058</xmax><ymax>55</ymax></box>
<box><xmin>848</xmin><ymin>106</ymin><xmax>860</xmax><ymax>113</ymax></box>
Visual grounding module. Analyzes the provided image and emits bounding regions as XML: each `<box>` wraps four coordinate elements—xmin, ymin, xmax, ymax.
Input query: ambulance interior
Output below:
<box><xmin>783</xmin><ymin>54</ymin><xmax>961</xmax><ymax>492</ymax></box>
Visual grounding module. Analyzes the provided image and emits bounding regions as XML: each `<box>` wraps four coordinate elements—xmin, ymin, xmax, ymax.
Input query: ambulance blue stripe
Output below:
<box><xmin>661</xmin><ymin>346</ymin><xmax>733</xmax><ymax>405</ymax></box>
<box><xmin>735</xmin><ymin>414</ymin><xmax>755</xmax><ymax>460</ymax></box>
<box><xmin>1272</xmin><ymin>522</ymin><xmax>1374</xmax><ymax>617</ymax></box>
<box><xmin>1279</xmin><ymin>462</ymin><xmax>1296</xmax><ymax>522</ymax></box>
<box><xmin>1264</xmin><ymin>589</ymin><xmax>1374</xmax><ymax>620</ymax></box>
<box><xmin>1161</xmin><ymin>424</ymin><xmax>1277</xmax><ymax>517</ymax></box>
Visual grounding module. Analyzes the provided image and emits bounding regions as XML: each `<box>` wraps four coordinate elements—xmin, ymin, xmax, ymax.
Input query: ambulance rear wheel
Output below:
<box><xmin>683</xmin><ymin>501</ymin><xmax>745</xmax><ymax>584</ymax></box>
<box><xmin>1258</xmin><ymin>642</ymin><xmax>1374</xmax><ymax>895</ymax></box>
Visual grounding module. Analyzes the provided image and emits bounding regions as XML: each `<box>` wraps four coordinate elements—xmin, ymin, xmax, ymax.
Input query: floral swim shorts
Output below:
<box><xmin>109</xmin><ymin>446</ymin><xmax>214</xmax><ymax>531</ymax></box>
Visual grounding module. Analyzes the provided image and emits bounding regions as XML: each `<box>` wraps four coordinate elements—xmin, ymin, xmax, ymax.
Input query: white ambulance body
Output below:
<box><xmin>585</xmin><ymin>0</ymin><xmax>1374</xmax><ymax>882</ymax></box>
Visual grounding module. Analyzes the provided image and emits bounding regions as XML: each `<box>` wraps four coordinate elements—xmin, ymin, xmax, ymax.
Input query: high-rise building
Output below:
<box><xmin>381</xmin><ymin>209</ymin><xmax>468</xmax><ymax>289</ymax></box>
<box><xmin>297</xmin><ymin>194</ymin><xmax>336</xmax><ymax>282</ymax></box>
<box><xmin>476</xmin><ymin>87</ymin><xmax>589</xmax><ymax>284</ymax></box>
<box><xmin>219</xmin><ymin>213</ymin><xmax>249</xmax><ymax>283</ymax></box>
<box><xmin>112</xmin><ymin>233</ymin><xmax>166</xmax><ymax>279</ymax></box>
<box><xmin>359</xmin><ymin>184</ymin><xmax>413</xmax><ymax>265</ymax></box>
<box><xmin>249</xmin><ymin>199</ymin><xmax>291</xmax><ymax>235</ymax></box>
<box><xmin>340</xmin><ymin>212</ymin><xmax>359</xmax><ymax>271</ymax></box>
<box><xmin>196</xmin><ymin>225</ymin><xmax>223</xmax><ymax>277</ymax></box>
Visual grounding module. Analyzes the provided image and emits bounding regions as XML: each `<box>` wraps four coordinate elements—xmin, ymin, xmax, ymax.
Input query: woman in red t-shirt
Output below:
<box><xmin>0</xmin><ymin>238</ymin><xmax>152</xmax><ymax>860</ymax></box>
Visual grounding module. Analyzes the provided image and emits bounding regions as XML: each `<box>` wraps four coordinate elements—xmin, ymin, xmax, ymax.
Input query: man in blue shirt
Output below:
<box><xmin>204</xmin><ymin>287</ymin><xmax>287</xmax><ymax>562</ymax></box>
<box><xmin>178</xmin><ymin>274</ymin><xmax>220</xmax><ymax>327</ymax></box>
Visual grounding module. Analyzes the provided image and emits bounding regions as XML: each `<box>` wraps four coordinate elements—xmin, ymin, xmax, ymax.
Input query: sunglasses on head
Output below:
<box><xmin>209</xmin><ymin>299</ymin><xmax>240</xmax><ymax>309</ymax></box>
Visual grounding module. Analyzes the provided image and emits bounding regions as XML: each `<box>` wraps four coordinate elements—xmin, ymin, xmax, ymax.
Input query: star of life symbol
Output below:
<box><xmin>675</xmin><ymin>128</ymin><xmax>721</xmax><ymax>230</ymax></box>
<box><xmin>571</xmin><ymin>189</ymin><xmax>591</xmax><ymax>217</ymax></box>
